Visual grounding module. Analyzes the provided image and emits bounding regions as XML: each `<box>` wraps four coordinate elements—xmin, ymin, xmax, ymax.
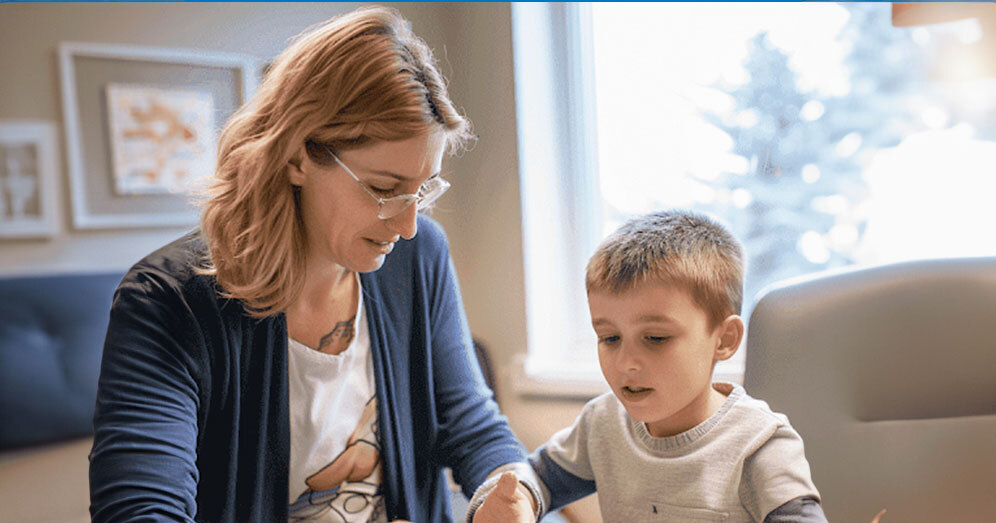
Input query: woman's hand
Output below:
<box><xmin>472</xmin><ymin>471</ymin><xmax>536</xmax><ymax>523</ymax></box>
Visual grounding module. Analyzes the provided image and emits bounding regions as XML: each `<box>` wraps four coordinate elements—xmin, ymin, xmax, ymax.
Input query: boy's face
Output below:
<box><xmin>589</xmin><ymin>281</ymin><xmax>737</xmax><ymax>437</ymax></box>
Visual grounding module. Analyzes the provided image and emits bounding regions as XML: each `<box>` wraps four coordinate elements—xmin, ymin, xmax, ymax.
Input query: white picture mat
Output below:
<box><xmin>59</xmin><ymin>42</ymin><xmax>259</xmax><ymax>229</ymax></box>
<box><xmin>0</xmin><ymin>121</ymin><xmax>60</xmax><ymax>238</ymax></box>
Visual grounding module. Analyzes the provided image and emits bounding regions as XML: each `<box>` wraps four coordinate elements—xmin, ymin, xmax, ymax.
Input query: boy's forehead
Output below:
<box><xmin>588</xmin><ymin>282</ymin><xmax>704</xmax><ymax>324</ymax></box>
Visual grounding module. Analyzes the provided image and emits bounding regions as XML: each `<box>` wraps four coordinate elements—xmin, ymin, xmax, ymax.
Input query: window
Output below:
<box><xmin>512</xmin><ymin>3</ymin><xmax>996</xmax><ymax>394</ymax></box>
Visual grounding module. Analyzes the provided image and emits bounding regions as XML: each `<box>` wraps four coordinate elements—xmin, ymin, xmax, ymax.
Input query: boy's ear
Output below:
<box><xmin>286</xmin><ymin>146</ymin><xmax>307</xmax><ymax>186</ymax></box>
<box><xmin>714</xmin><ymin>315</ymin><xmax>744</xmax><ymax>362</ymax></box>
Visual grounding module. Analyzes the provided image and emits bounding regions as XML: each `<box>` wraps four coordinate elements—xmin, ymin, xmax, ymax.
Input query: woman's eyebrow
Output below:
<box><xmin>367</xmin><ymin>169</ymin><xmax>440</xmax><ymax>182</ymax></box>
<box><xmin>367</xmin><ymin>169</ymin><xmax>409</xmax><ymax>181</ymax></box>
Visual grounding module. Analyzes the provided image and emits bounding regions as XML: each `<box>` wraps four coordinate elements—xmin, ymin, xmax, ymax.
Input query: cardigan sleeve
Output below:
<box><xmin>418</xmin><ymin>219</ymin><xmax>530</xmax><ymax>499</ymax></box>
<box><xmin>89</xmin><ymin>270</ymin><xmax>203</xmax><ymax>522</ymax></box>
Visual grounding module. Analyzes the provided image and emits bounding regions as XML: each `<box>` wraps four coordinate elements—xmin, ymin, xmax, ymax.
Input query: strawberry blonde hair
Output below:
<box><xmin>199</xmin><ymin>6</ymin><xmax>472</xmax><ymax>317</ymax></box>
<box><xmin>585</xmin><ymin>210</ymin><xmax>744</xmax><ymax>329</ymax></box>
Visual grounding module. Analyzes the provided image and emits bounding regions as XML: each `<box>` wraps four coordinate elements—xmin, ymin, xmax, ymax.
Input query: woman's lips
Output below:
<box><xmin>366</xmin><ymin>238</ymin><xmax>395</xmax><ymax>255</ymax></box>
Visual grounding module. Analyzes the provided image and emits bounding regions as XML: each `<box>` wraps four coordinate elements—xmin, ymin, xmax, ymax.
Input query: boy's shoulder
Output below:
<box><xmin>581</xmin><ymin>391</ymin><xmax>628</xmax><ymax>419</ymax></box>
<box><xmin>713</xmin><ymin>383</ymin><xmax>804</xmax><ymax>456</ymax></box>
<box><xmin>558</xmin><ymin>392</ymin><xmax>631</xmax><ymax>438</ymax></box>
<box><xmin>725</xmin><ymin>383</ymin><xmax>793</xmax><ymax>428</ymax></box>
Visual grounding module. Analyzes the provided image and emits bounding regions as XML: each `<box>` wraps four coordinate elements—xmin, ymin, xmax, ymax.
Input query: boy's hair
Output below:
<box><xmin>585</xmin><ymin>209</ymin><xmax>744</xmax><ymax>328</ymax></box>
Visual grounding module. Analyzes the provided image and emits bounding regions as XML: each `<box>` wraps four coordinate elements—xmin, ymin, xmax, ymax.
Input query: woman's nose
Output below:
<box><xmin>387</xmin><ymin>201</ymin><xmax>418</xmax><ymax>240</ymax></box>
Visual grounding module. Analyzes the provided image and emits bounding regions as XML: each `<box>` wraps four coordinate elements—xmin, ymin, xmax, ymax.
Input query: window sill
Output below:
<box><xmin>513</xmin><ymin>354</ymin><xmax>745</xmax><ymax>400</ymax></box>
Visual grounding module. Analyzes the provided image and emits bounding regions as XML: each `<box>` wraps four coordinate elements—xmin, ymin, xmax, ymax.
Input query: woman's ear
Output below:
<box><xmin>287</xmin><ymin>147</ymin><xmax>308</xmax><ymax>186</ymax></box>
<box><xmin>714</xmin><ymin>315</ymin><xmax>745</xmax><ymax>362</ymax></box>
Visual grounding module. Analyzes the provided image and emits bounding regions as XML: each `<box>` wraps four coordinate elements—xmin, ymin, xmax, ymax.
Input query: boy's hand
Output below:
<box><xmin>472</xmin><ymin>471</ymin><xmax>536</xmax><ymax>523</ymax></box>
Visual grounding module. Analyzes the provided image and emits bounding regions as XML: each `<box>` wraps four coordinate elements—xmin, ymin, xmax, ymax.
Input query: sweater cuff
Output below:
<box><xmin>465</xmin><ymin>462</ymin><xmax>546</xmax><ymax>523</ymax></box>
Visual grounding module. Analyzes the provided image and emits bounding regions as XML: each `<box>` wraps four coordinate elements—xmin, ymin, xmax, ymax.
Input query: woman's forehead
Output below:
<box><xmin>345</xmin><ymin>131</ymin><xmax>445</xmax><ymax>179</ymax></box>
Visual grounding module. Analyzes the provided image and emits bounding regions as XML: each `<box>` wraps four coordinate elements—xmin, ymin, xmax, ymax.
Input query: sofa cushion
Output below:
<box><xmin>0</xmin><ymin>272</ymin><xmax>123</xmax><ymax>449</ymax></box>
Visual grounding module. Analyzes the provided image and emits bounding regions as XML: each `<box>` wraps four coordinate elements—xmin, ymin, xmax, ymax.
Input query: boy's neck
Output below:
<box><xmin>645</xmin><ymin>383</ymin><xmax>730</xmax><ymax>438</ymax></box>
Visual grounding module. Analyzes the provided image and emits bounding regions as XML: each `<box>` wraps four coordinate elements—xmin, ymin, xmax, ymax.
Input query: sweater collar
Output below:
<box><xmin>630</xmin><ymin>382</ymin><xmax>745</xmax><ymax>453</ymax></box>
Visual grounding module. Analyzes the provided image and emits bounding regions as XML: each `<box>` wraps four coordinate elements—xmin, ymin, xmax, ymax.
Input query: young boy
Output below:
<box><xmin>470</xmin><ymin>209</ymin><xmax>826</xmax><ymax>522</ymax></box>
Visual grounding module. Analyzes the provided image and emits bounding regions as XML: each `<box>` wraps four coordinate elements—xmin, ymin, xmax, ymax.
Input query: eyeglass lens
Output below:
<box><xmin>377</xmin><ymin>177</ymin><xmax>449</xmax><ymax>219</ymax></box>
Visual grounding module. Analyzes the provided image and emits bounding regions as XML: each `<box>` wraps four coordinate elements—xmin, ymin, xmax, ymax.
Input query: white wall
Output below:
<box><xmin>0</xmin><ymin>3</ymin><xmax>598</xmax><ymax>518</ymax></box>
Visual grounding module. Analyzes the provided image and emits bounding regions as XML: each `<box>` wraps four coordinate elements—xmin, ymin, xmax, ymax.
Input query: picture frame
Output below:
<box><xmin>0</xmin><ymin>121</ymin><xmax>61</xmax><ymax>238</ymax></box>
<box><xmin>59</xmin><ymin>42</ymin><xmax>260</xmax><ymax>229</ymax></box>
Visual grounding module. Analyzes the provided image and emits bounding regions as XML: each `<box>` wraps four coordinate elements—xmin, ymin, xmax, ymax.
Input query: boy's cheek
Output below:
<box><xmin>596</xmin><ymin>352</ymin><xmax>615</xmax><ymax>383</ymax></box>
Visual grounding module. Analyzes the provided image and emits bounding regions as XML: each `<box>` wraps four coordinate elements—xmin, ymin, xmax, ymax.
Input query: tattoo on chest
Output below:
<box><xmin>318</xmin><ymin>315</ymin><xmax>357</xmax><ymax>353</ymax></box>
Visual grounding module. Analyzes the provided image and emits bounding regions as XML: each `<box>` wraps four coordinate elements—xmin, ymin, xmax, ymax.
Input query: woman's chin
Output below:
<box><xmin>352</xmin><ymin>255</ymin><xmax>386</xmax><ymax>273</ymax></box>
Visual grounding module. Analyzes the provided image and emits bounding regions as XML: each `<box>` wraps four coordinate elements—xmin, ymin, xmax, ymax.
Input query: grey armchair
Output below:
<box><xmin>744</xmin><ymin>257</ymin><xmax>996</xmax><ymax>523</ymax></box>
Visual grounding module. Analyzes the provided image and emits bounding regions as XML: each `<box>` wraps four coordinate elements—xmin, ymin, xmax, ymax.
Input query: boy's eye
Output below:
<box><xmin>598</xmin><ymin>335</ymin><xmax>620</xmax><ymax>345</ymax></box>
<box><xmin>645</xmin><ymin>336</ymin><xmax>671</xmax><ymax>344</ymax></box>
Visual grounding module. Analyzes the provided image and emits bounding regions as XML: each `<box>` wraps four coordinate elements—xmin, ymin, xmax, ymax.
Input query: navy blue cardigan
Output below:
<box><xmin>90</xmin><ymin>216</ymin><xmax>527</xmax><ymax>522</ymax></box>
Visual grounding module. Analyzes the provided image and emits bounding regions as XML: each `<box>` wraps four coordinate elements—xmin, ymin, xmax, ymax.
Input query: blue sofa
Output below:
<box><xmin>0</xmin><ymin>270</ymin><xmax>123</xmax><ymax>521</ymax></box>
<box><xmin>0</xmin><ymin>271</ymin><xmax>123</xmax><ymax>450</ymax></box>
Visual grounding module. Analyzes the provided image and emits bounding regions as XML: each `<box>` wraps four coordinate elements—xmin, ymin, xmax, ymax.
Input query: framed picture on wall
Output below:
<box><xmin>59</xmin><ymin>42</ymin><xmax>259</xmax><ymax>229</ymax></box>
<box><xmin>104</xmin><ymin>83</ymin><xmax>218</xmax><ymax>196</ymax></box>
<box><xmin>0</xmin><ymin>121</ymin><xmax>60</xmax><ymax>239</ymax></box>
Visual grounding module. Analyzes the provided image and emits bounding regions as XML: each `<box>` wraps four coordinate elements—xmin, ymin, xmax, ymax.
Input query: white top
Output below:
<box><xmin>287</xmin><ymin>279</ymin><xmax>387</xmax><ymax>522</ymax></box>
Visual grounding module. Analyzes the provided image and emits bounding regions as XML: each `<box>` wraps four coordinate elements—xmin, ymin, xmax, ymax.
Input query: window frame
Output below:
<box><xmin>511</xmin><ymin>2</ymin><xmax>606</xmax><ymax>396</ymax></box>
<box><xmin>511</xmin><ymin>3</ymin><xmax>748</xmax><ymax>397</ymax></box>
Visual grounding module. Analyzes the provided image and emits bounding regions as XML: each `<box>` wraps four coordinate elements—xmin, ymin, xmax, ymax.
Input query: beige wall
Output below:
<box><xmin>0</xmin><ymin>2</ymin><xmax>597</xmax><ymax>518</ymax></box>
<box><xmin>0</xmin><ymin>2</ymin><xmax>376</xmax><ymax>275</ymax></box>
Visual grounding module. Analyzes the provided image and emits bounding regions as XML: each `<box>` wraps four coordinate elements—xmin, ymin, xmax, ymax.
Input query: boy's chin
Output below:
<box><xmin>615</xmin><ymin>397</ymin><xmax>654</xmax><ymax>422</ymax></box>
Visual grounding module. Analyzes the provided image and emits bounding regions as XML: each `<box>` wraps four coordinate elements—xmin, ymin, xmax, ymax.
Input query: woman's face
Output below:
<box><xmin>289</xmin><ymin>131</ymin><xmax>445</xmax><ymax>273</ymax></box>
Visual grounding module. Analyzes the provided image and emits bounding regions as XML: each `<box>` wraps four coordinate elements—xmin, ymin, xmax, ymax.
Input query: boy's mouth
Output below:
<box><xmin>620</xmin><ymin>385</ymin><xmax>654</xmax><ymax>401</ymax></box>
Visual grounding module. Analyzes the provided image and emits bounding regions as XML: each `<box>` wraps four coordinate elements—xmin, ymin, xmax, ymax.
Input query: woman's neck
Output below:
<box><xmin>295</xmin><ymin>258</ymin><xmax>354</xmax><ymax>312</ymax></box>
<box><xmin>286</xmin><ymin>259</ymin><xmax>359</xmax><ymax>353</ymax></box>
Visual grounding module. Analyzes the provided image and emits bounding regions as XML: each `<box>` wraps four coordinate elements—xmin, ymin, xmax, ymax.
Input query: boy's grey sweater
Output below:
<box><xmin>530</xmin><ymin>382</ymin><xmax>823</xmax><ymax>522</ymax></box>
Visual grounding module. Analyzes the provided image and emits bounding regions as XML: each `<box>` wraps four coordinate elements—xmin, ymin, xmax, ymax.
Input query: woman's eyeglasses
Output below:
<box><xmin>321</xmin><ymin>144</ymin><xmax>450</xmax><ymax>220</ymax></box>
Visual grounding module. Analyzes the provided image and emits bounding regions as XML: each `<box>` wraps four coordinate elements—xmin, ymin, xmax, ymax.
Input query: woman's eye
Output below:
<box><xmin>370</xmin><ymin>186</ymin><xmax>397</xmax><ymax>197</ymax></box>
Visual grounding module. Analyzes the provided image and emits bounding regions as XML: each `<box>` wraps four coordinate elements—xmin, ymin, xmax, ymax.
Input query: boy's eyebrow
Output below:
<box><xmin>636</xmin><ymin>314</ymin><xmax>678</xmax><ymax>324</ymax></box>
<box><xmin>592</xmin><ymin>314</ymin><xmax>678</xmax><ymax>327</ymax></box>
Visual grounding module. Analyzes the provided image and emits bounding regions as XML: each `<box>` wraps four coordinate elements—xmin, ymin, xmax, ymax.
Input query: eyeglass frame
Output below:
<box><xmin>319</xmin><ymin>144</ymin><xmax>450</xmax><ymax>220</ymax></box>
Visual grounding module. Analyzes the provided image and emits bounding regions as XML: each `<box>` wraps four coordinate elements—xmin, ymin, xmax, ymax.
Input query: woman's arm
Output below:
<box><xmin>89</xmin><ymin>274</ymin><xmax>203</xmax><ymax>522</ymax></box>
<box><xmin>417</xmin><ymin>219</ymin><xmax>534</xmax><ymax>497</ymax></box>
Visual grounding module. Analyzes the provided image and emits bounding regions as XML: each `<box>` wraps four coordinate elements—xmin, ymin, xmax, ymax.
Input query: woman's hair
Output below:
<box><xmin>585</xmin><ymin>209</ymin><xmax>744</xmax><ymax>329</ymax></box>
<box><xmin>199</xmin><ymin>6</ymin><xmax>473</xmax><ymax>317</ymax></box>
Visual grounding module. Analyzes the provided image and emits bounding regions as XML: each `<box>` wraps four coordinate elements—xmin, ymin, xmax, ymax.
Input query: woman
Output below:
<box><xmin>89</xmin><ymin>7</ymin><xmax>539</xmax><ymax>522</ymax></box>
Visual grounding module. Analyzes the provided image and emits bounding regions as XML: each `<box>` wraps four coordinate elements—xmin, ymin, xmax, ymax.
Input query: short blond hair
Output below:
<box><xmin>585</xmin><ymin>210</ymin><xmax>744</xmax><ymax>328</ymax></box>
<box><xmin>199</xmin><ymin>6</ymin><xmax>473</xmax><ymax>317</ymax></box>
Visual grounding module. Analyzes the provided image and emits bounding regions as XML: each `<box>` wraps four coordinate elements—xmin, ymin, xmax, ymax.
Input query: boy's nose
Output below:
<box><xmin>616</xmin><ymin>343</ymin><xmax>642</xmax><ymax>373</ymax></box>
